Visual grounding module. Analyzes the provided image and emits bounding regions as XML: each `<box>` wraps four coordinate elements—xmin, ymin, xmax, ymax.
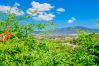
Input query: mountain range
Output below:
<box><xmin>51</xmin><ymin>26</ymin><xmax>99</xmax><ymax>36</ymax></box>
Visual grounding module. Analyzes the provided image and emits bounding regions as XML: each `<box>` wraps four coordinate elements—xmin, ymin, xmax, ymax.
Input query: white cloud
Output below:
<box><xmin>56</xmin><ymin>8</ymin><xmax>65</xmax><ymax>12</ymax></box>
<box><xmin>27</xmin><ymin>1</ymin><xmax>54</xmax><ymax>15</ymax></box>
<box><xmin>31</xmin><ymin>1</ymin><xmax>54</xmax><ymax>11</ymax></box>
<box><xmin>33</xmin><ymin>13</ymin><xmax>55</xmax><ymax>21</ymax></box>
<box><xmin>27</xmin><ymin>8</ymin><xmax>46</xmax><ymax>16</ymax></box>
<box><xmin>14</xmin><ymin>2</ymin><xmax>20</xmax><ymax>7</ymax></box>
<box><xmin>0</xmin><ymin>5</ymin><xmax>24</xmax><ymax>16</ymax></box>
<box><xmin>27</xmin><ymin>1</ymin><xmax>55</xmax><ymax>21</ymax></box>
<box><xmin>67</xmin><ymin>17</ymin><xmax>76</xmax><ymax>23</ymax></box>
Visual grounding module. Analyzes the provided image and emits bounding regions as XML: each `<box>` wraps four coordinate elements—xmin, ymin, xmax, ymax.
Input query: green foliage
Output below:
<box><xmin>0</xmin><ymin>11</ymin><xmax>99</xmax><ymax>66</ymax></box>
<box><xmin>71</xmin><ymin>31</ymin><xmax>99</xmax><ymax>65</ymax></box>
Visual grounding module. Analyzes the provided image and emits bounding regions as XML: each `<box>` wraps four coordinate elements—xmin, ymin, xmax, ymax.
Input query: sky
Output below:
<box><xmin>0</xmin><ymin>0</ymin><xmax>99</xmax><ymax>28</ymax></box>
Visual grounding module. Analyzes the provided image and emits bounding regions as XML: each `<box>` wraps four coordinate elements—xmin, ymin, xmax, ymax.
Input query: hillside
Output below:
<box><xmin>51</xmin><ymin>26</ymin><xmax>99</xmax><ymax>36</ymax></box>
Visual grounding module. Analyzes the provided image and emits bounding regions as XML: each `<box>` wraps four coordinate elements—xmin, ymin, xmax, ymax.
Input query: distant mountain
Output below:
<box><xmin>51</xmin><ymin>26</ymin><xmax>99</xmax><ymax>36</ymax></box>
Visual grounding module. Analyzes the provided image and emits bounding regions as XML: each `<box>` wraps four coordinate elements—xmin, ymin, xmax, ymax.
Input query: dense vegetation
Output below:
<box><xmin>0</xmin><ymin>11</ymin><xmax>99</xmax><ymax>66</ymax></box>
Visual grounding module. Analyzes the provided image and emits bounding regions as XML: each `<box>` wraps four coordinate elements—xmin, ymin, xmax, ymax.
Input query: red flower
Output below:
<box><xmin>4</xmin><ymin>32</ymin><xmax>12</xmax><ymax>40</ymax></box>
<box><xmin>0</xmin><ymin>26</ymin><xmax>12</xmax><ymax>42</ymax></box>
<box><xmin>0</xmin><ymin>34</ymin><xmax>2</xmax><ymax>38</ymax></box>
<box><xmin>1</xmin><ymin>32</ymin><xmax>12</xmax><ymax>42</ymax></box>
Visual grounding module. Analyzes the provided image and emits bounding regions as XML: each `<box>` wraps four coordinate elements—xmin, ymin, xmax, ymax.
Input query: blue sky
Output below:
<box><xmin>0</xmin><ymin>0</ymin><xmax>99</xmax><ymax>28</ymax></box>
